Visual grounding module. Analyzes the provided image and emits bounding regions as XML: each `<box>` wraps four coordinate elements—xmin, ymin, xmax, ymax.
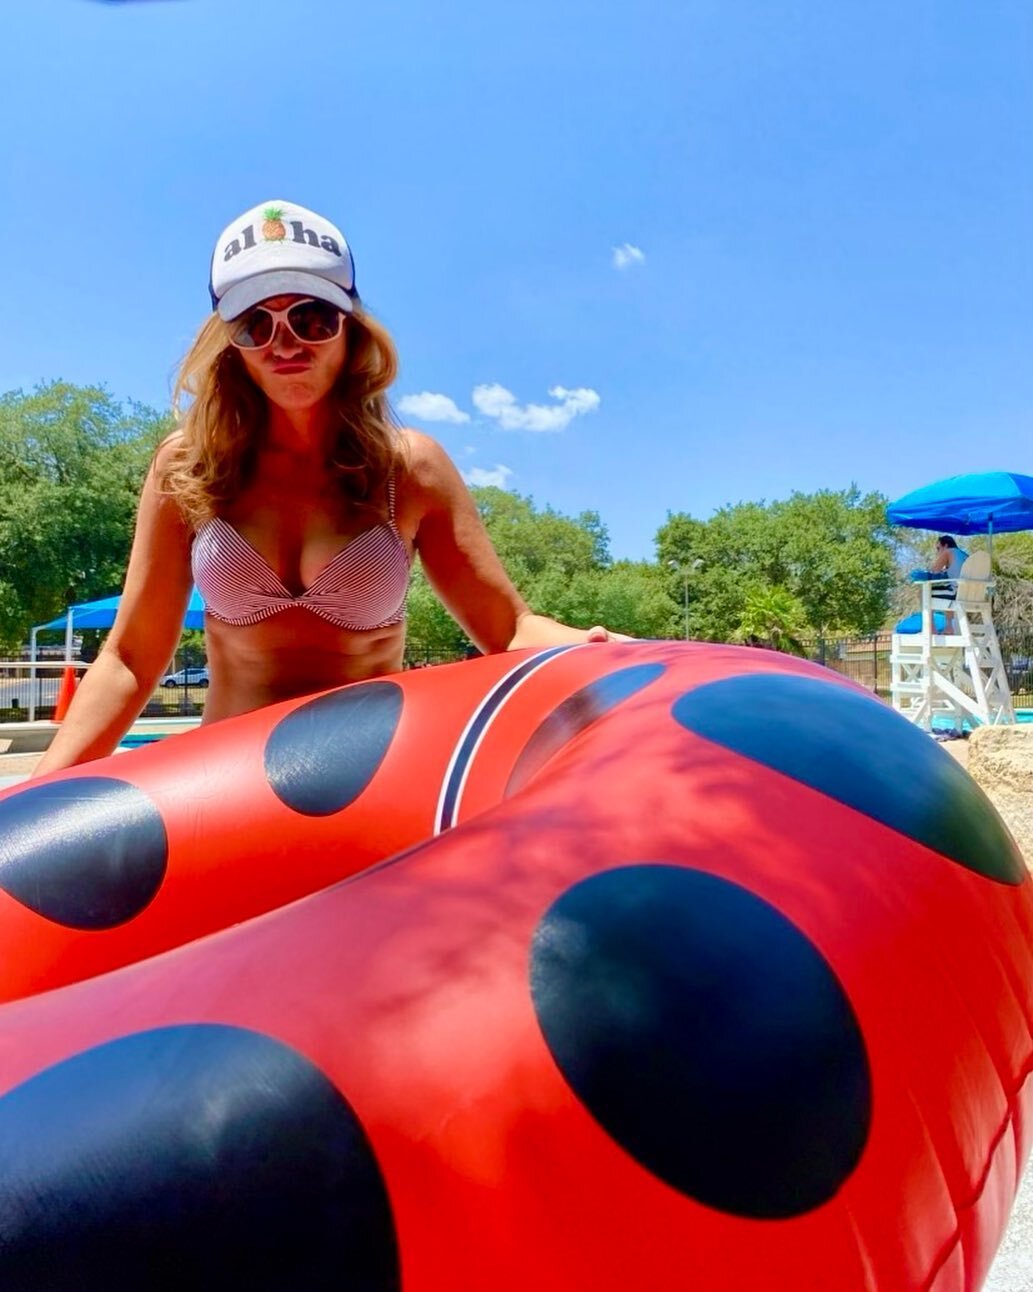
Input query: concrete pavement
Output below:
<box><xmin>987</xmin><ymin>1158</ymin><xmax>1033</xmax><ymax>1290</ymax></box>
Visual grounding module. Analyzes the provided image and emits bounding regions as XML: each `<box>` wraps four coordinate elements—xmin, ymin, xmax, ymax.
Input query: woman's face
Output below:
<box><xmin>234</xmin><ymin>294</ymin><xmax>348</xmax><ymax>413</ymax></box>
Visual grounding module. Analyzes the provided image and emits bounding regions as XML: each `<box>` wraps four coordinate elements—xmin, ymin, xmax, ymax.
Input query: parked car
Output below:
<box><xmin>160</xmin><ymin>666</ymin><xmax>210</xmax><ymax>689</ymax></box>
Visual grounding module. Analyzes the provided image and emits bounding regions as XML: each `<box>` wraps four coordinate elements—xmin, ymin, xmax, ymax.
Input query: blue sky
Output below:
<box><xmin>3</xmin><ymin>0</ymin><xmax>1031</xmax><ymax>561</ymax></box>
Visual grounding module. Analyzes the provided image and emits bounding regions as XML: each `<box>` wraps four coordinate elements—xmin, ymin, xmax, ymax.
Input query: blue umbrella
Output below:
<box><xmin>887</xmin><ymin>472</ymin><xmax>1033</xmax><ymax>536</ymax></box>
<box><xmin>35</xmin><ymin>595</ymin><xmax>124</xmax><ymax>633</ymax></box>
<box><xmin>184</xmin><ymin>586</ymin><xmax>206</xmax><ymax>628</ymax></box>
<box><xmin>35</xmin><ymin>587</ymin><xmax>207</xmax><ymax>635</ymax></box>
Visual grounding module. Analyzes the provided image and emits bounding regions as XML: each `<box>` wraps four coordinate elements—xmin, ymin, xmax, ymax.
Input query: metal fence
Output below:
<box><xmin>0</xmin><ymin>659</ymin><xmax>209</xmax><ymax>723</ymax></box>
<box><xmin>800</xmin><ymin>629</ymin><xmax>1033</xmax><ymax>710</ymax></box>
<box><xmin>5</xmin><ymin>628</ymin><xmax>1032</xmax><ymax>725</ymax></box>
<box><xmin>0</xmin><ymin>662</ymin><xmax>90</xmax><ymax>723</ymax></box>
<box><xmin>0</xmin><ymin>648</ymin><xmax>458</xmax><ymax>723</ymax></box>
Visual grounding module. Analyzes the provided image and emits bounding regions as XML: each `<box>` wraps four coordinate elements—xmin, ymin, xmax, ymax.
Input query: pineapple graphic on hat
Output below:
<box><xmin>261</xmin><ymin>207</ymin><xmax>287</xmax><ymax>243</ymax></box>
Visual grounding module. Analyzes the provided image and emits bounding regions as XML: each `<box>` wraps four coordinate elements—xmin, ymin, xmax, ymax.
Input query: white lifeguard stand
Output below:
<box><xmin>890</xmin><ymin>551</ymin><xmax>1014</xmax><ymax>730</ymax></box>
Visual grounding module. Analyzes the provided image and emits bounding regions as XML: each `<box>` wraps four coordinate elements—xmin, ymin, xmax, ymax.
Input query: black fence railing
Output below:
<box><xmin>9</xmin><ymin>628</ymin><xmax>1032</xmax><ymax>724</ymax></box>
<box><xmin>138</xmin><ymin>661</ymin><xmax>211</xmax><ymax>718</ymax></box>
<box><xmin>0</xmin><ymin>660</ymin><xmax>211</xmax><ymax>723</ymax></box>
<box><xmin>798</xmin><ymin>629</ymin><xmax>1033</xmax><ymax>710</ymax></box>
<box><xmin>800</xmin><ymin>636</ymin><xmax>891</xmax><ymax>698</ymax></box>
<box><xmin>998</xmin><ymin>628</ymin><xmax>1033</xmax><ymax>707</ymax></box>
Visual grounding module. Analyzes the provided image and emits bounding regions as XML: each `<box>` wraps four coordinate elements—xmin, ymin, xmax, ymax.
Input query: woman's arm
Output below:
<box><xmin>32</xmin><ymin>444</ymin><xmax>195</xmax><ymax>776</ymax></box>
<box><xmin>408</xmin><ymin>434</ymin><xmax>630</xmax><ymax>651</ymax></box>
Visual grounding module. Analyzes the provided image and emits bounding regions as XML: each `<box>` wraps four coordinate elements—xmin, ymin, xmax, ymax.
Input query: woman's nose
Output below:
<box><xmin>269</xmin><ymin>321</ymin><xmax>304</xmax><ymax>357</ymax></box>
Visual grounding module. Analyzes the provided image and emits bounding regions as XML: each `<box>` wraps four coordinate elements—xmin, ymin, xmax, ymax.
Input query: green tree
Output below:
<box><xmin>735</xmin><ymin>585</ymin><xmax>810</xmax><ymax>653</ymax></box>
<box><xmin>527</xmin><ymin>561</ymin><xmax>678</xmax><ymax>639</ymax></box>
<box><xmin>656</xmin><ymin>486</ymin><xmax>897</xmax><ymax>641</ymax></box>
<box><xmin>405</xmin><ymin>487</ymin><xmax>625</xmax><ymax>658</ymax></box>
<box><xmin>404</xmin><ymin>564</ymin><xmax>471</xmax><ymax>663</ymax></box>
<box><xmin>474</xmin><ymin>487</ymin><xmax>611</xmax><ymax>586</ymax></box>
<box><xmin>775</xmin><ymin>489</ymin><xmax>897</xmax><ymax>635</ymax></box>
<box><xmin>973</xmin><ymin>533</ymin><xmax>1033</xmax><ymax>630</ymax></box>
<box><xmin>0</xmin><ymin>382</ymin><xmax>171</xmax><ymax>650</ymax></box>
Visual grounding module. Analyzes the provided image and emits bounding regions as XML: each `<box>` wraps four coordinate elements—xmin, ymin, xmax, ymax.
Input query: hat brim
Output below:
<box><xmin>217</xmin><ymin>270</ymin><xmax>357</xmax><ymax>321</ymax></box>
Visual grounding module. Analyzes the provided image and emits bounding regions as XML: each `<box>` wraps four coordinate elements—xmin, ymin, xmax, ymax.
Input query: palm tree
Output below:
<box><xmin>736</xmin><ymin>586</ymin><xmax>810</xmax><ymax>654</ymax></box>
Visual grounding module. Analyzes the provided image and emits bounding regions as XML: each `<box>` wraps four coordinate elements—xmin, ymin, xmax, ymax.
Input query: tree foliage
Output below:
<box><xmin>0</xmin><ymin>383</ymin><xmax>170</xmax><ymax>651</ymax></box>
<box><xmin>472</xmin><ymin>487</ymin><xmax>611</xmax><ymax>585</ymax></box>
<box><xmin>657</xmin><ymin>487</ymin><xmax>897</xmax><ymax>641</ymax></box>
<box><xmin>405</xmin><ymin>489</ymin><xmax>679</xmax><ymax>653</ymax></box>
<box><xmin>976</xmin><ymin>534</ymin><xmax>1033</xmax><ymax>630</ymax></box>
<box><xmin>404</xmin><ymin>564</ymin><xmax>470</xmax><ymax>662</ymax></box>
<box><xmin>735</xmin><ymin>585</ymin><xmax>810</xmax><ymax>654</ymax></box>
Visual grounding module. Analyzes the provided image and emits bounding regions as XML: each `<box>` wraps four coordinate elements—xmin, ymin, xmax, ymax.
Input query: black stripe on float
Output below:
<box><xmin>434</xmin><ymin>646</ymin><xmax>576</xmax><ymax>834</ymax></box>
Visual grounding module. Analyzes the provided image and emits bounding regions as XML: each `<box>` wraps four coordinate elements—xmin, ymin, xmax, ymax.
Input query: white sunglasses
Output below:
<box><xmin>228</xmin><ymin>298</ymin><xmax>347</xmax><ymax>349</ymax></box>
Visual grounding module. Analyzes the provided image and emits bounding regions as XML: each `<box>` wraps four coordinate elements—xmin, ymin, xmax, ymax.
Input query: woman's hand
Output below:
<box><xmin>585</xmin><ymin>625</ymin><xmax>636</xmax><ymax>643</ymax></box>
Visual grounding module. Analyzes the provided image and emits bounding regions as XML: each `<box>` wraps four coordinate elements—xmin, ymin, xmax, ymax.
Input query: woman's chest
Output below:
<box><xmin>216</xmin><ymin>484</ymin><xmax>411</xmax><ymax>595</ymax></box>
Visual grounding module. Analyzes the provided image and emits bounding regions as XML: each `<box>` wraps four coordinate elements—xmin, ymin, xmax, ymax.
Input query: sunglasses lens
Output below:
<box><xmin>228</xmin><ymin>300</ymin><xmax>344</xmax><ymax>348</ymax></box>
<box><xmin>231</xmin><ymin>309</ymin><xmax>274</xmax><ymax>348</ymax></box>
<box><xmin>288</xmin><ymin>300</ymin><xmax>344</xmax><ymax>342</ymax></box>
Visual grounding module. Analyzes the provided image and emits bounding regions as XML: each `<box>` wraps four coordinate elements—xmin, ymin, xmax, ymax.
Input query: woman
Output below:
<box><xmin>928</xmin><ymin>535</ymin><xmax>968</xmax><ymax>584</ymax></box>
<box><xmin>35</xmin><ymin>200</ymin><xmax>627</xmax><ymax>775</ymax></box>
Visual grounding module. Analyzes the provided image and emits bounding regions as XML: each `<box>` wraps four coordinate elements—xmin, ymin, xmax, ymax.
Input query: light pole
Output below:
<box><xmin>669</xmin><ymin>559</ymin><xmax>703</xmax><ymax>640</ymax></box>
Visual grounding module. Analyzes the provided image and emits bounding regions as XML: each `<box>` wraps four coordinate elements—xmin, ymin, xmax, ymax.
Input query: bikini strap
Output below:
<box><xmin>387</xmin><ymin>470</ymin><xmax>396</xmax><ymax>522</ymax></box>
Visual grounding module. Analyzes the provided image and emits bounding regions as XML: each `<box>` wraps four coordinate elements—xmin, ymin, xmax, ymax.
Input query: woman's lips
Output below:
<box><xmin>270</xmin><ymin>362</ymin><xmax>311</xmax><ymax>374</ymax></box>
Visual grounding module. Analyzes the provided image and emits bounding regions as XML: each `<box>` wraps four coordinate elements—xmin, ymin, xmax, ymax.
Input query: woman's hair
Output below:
<box><xmin>159</xmin><ymin>307</ymin><xmax>405</xmax><ymax>527</ymax></box>
<box><xmin>936</xmin><ymin>535</ymin><xmax>958</xmax><ymax>549</ymax></box>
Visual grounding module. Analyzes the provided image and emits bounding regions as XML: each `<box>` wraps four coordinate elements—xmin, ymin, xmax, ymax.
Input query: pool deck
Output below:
<box><xmin>0</xmin><ymin>719</ymin><xmax>200</xmax><ymax>787</ymax></box>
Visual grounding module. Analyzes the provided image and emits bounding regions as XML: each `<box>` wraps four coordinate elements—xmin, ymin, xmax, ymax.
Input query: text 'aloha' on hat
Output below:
<box><xmin>209</xmin><ymin>200</ymin><xmax>360</xmax><ymax>321</ymax></box>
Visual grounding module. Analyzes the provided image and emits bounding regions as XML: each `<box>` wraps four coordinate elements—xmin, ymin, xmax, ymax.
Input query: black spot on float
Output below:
<box><xmin>506</xmin><ymin>662</ymin><xmax>667</xmax><ymax>796</ymax></box>
<box><xmin>264</xmin><ymin>682</ymin><xmax>404</xmax><ymax>816</ymax></box>
<box><xmin>672</xmin><ymin>672</ymin><xmax>1024</xmax><ymax>884</ymax></box>
<box><xmin>0</xmin><ymin>778</ymin><xmax>167</xmax><ymax>929</ymax></box>
<box><xmin>0</xmin><ymin>1025</ymin><xmax>399</xmax><ymax>1291</ymax></box>
<box><xmin>531</xmin><ymin>864</ymin><xmax>871</xmax><ymax>1218</ymax></box>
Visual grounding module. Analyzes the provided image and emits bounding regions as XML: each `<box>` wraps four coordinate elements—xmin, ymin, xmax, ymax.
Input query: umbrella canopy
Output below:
<box><xmin>886</xmin><ymin>472</ymin><xmax>1033</xmax><ymax>535</ymax></box>
<box><xmin>34</xmin><ymin>588</ymin><xmax>207</xmax><ymax>634</ymax></box>
<box><xmin>35</xmin><ymin>595</ymin><xmax>123</xmax><ymax>633</ymax></box>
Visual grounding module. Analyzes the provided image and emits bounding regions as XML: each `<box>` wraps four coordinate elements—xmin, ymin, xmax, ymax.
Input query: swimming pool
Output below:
<box><xmin>117</xmin><ymin>733</ymin><xmax>168</xmax><ymax>750</ymax></box>
<box><xmin>931</xmin><ymin>710</ymin><xmax>1033</xmax><ymax>733</ymax></box>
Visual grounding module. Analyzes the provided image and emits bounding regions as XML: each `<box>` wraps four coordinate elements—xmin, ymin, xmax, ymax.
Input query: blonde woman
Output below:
<box><xmin>36</xmin><ymin>201</ymin><xmax>627</xmax><ymax>774</ymax></box>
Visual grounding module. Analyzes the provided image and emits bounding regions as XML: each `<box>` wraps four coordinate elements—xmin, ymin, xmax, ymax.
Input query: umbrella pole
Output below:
<box><xmin>28</xmin><ymin>628</ymin><xmax>37</xmax><ymax>723</ymax></box>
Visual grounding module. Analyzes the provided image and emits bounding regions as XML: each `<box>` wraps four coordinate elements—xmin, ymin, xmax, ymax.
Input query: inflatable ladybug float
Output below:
<box><xmin>0</xmin><ymin>640</ymin><xmax>1029</xmax><ymax>1290</ymax></box>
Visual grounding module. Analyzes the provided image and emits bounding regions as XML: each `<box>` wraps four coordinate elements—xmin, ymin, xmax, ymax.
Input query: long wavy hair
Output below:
<box><xmin>160</xmin><ymin>306</ymin><xmax>405</xmax><ymax>527</ymax></box>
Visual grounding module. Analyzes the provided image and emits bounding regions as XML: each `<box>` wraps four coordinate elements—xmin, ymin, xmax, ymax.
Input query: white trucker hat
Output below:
<box><xmin>209</xmin><ymin>200</ymin><xmax>360</xmax><ymax>321</ymax></box>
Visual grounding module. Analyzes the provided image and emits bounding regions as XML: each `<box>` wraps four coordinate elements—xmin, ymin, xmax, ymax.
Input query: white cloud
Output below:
<box><xmin>471</xmin><ymin>383</ymin><xmax>601</xmax><ymax>433</ymax></box>
<box><xmin>396</xmin><ymin>391</ymin><xmax>470</xmax><ymax>424</ymax></box>
<box><xmin>462</xmin><ymin>464</ymin><xmax>514</xmax><ymax>489</ymax></box>
<box><xmin>612</xmin><ymin>242</ymin><xmax>645</xmax><ymax>270</ymax></box>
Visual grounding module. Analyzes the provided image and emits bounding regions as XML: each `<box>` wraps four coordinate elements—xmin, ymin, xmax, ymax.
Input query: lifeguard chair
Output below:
<box><xmin>890</xmin><ymin>551</ymin><xmax>1014</xmax><ymax>730</ymax></box>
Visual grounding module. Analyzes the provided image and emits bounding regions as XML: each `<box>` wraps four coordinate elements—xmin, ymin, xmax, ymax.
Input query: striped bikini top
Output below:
<box><xmin>191</xmin><ymin>475</ymin><xmax>411</xmax><ymax>630</ymax></box>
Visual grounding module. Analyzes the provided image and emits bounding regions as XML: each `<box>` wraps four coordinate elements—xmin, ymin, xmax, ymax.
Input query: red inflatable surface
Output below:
<box><xmin>0</xmin><ymin>641</ymin><xmax>1030</xmax><ymax>1290</ymax></box>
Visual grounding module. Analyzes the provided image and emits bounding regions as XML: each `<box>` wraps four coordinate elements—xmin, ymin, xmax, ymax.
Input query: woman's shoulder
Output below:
<box><xmin>396</xmin><ymin>428</ymin><xmax>457</xmax><ymax>490</ymax></box>
<box><xmin>143</xmin><ymin>429</ymin><xmax>194</xmax><ymax>534</ymax></box>
<box><xmin>151</xmin><ymin>427</ymin><xmax>187</xmax><ymax>473</ymax></box>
